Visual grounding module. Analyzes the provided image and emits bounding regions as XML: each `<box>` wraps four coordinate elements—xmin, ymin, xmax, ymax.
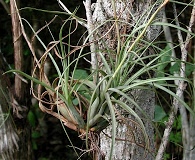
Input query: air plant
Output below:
<box><xmin>4</xmin><ymin>0</ymin><xmax>195</xmax><ymax>159</ymax></box>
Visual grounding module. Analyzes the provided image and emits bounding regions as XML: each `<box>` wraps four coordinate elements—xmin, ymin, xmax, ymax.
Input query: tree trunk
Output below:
<box><xmin>0</xmin><ymin>56</ymin><xmax>19</xmax><ymax>160</ymax></box>
<box><xmin>100</xmin><ymin>90</ymin><xmax>155</xmax><ymax>159</ymax></box>
<box><xmin>0</xmin><ymin>55</ymin><xmax>33</xmax><ymax>160</ymax></box>
<box><xmin>91</xmin><ymin>0</ymin><xmax>164</xmax><ymax>159</ymax></box>
<box><xmin>0</xmin><ymin>0</ymin><xmax>34</xmax><ymax>159</ymax></box>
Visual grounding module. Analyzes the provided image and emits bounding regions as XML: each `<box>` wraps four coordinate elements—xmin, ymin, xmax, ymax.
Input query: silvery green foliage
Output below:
<box><xmin>91</xmin><ymin>0</ymin><xmax>163</xmax><ymax>159</ymax></box>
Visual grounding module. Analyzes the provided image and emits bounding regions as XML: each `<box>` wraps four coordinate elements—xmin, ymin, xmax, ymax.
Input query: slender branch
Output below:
<box><xmin>186</xmin><ymin>1</ymin><xmax>195</xmax><ymax>159</ymax></box>
<box><xmin>10</xmin><ymin>0</ymin><xmax>24</xmax><ymax>101</ymax></box>
<box><xmin>184</xmin><ymin>0</ymin><xmax>195</xmax><ymax>48</ymax></box>
<box><xmin>83</xmin><ymin>0</ymin><xmax>98</xmax><ymax>84</ymax></box>
<box><xmin>155</xmin><ymin>1</ymin><xmax>195</xmax><ymax>159</ymax></box>
<box><xmin>163</xmin><ymin>9</ymin><xmax>190</xmax><ymax>160</ymax></box>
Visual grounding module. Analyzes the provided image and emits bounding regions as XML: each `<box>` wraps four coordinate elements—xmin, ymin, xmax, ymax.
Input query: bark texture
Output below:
<box><xmin>10</xmin><ymin>0</ymin><xmax>24</xmax><ymax>101</ymax></box>
<box><xmin>100</xmin><ymin>90</ymin><xmax>155</xmax><ymax>159</ymax></box>
<box><xmin>0</xmin><ymin>55</ymin><xmax>32</xmax><ymax>160</ymax></box>
<box><xmin>0</xmin><ymin>56</ymin><xmax>19</xmax><ymax>160</ymax></box>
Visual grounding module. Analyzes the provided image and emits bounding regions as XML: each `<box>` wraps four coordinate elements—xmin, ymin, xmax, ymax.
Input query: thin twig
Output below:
<box><xmin>163</xmin><ymin>9</ymin><xmax>190</xmax><ymax>159</ymax></box>
<box><xmin>155</xmin><ymin>1</ymin><xmax>195</xmax><ymax>159</ymax></box>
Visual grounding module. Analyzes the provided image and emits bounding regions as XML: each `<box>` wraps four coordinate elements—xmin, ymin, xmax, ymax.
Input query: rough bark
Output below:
<box><xmin>100</xmin><ymin>90</ymin><xmax>155</xmax><ymax>160</ymax></box>
<box><xmin>91</xmin><ymin>0</ymin><xmax>163</xmax><ymax>159</ymax></box>
<box><xmin>0</xmin><ymin>56</ymin><xmax>19</xmax><ymax>160</ymax></box>
<box><xmin>0</xmin><ymin>55</ymin><xmax>32</xmax><ymax>160</ymax></box>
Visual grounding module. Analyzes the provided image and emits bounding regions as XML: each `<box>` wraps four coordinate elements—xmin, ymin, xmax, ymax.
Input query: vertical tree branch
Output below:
<box><xmin>187</xmin><ymin>1</ymin><xmax>195</xmax><ymax>159</ymax></box>
<box><xmin>163</xmin><ymin>8</ymin><xmax>190</xmax><ymax>160</ymax></box>
<box><xmin>9</xmin><ymin>1</ymin><xmax>33</xmax><ymax>159</ymax></box>
<box><xmin>84</xmin><ymin>0</ymin><xmax>98</xmax><ymax>84</ymax></box>
<box><xmin>155</xmin><ymin>1</ymin><xmax>195</xmax><ymax>159</ymax></box>
<box><xmin>84</xmin><ymin>2</ymin><xmax>100</xmax><ymax>159</ymax></box>
<box><xmin>191</xmin><ymin>38</ymin><xmax>195</xmax><ymax>160</ymax></box>
<box><xmin>10</xmin><ymin>0</ymin><xmax>24</xmax><ymax>101</ymax></box>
